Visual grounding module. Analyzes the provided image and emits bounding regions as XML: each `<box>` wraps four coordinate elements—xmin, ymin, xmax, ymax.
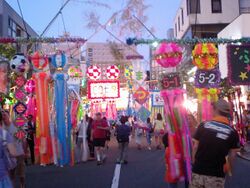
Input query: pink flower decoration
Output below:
<box><xmin>25</xmin><ymin>79</ymin><xmax>35</xmax><ymax>94</ymax></box>
<box><xmin>154</xmin><ymin>42</ymin><xmax>183</xmax><ymax>68</ymax></box>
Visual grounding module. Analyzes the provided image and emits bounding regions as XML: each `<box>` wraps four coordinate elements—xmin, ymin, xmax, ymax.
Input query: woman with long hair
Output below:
<box><xmin>153</xmin><ymin>113</ymin><xmax>165</xmax><ymax>149</ymax></box>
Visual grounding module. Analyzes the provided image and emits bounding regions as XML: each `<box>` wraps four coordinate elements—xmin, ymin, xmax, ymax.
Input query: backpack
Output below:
<box><xmin>1</xmin><ymin>129</ymin><xmax>17</xmax><ymax>170</ymax></box>
<box><xmin>116</xmin><ymin>125</ymin><xmax>130</xmax><ymax>143</ymax></box>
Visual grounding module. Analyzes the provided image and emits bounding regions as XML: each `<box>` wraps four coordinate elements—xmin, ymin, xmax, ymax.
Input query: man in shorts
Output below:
<box><xmin>2</xmin><ymin>110</ymin><xmax>26</xmax><ymax>188</ymax></box>
<box><xmin>191</xmin><ymin>99</ymin><xmax>240</xmax><ymax>188</ymax></box>
<box><xmin>91</xmin><ymin>113</ymin><xmax>109</xmax><ymax>165</ymax></box>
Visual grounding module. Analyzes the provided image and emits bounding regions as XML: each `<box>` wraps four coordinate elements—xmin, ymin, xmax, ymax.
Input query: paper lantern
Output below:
<box><xmin>25</xmin><ymin>79</ymin><xmax>35</xmax><ymax>94</ymax></box>
<box><xmin>192</xmin><ymin>43</ymin><xmax>218</xmax><ymax>70</ymax></box>
<box><xmin>106</xmin><ymin>65</ymin><xmax>120</xmax><ymax>79</ymax></box>
<box><xmin>87</xmin><ymin>65</ymin><xmax>101</xmax><ymax>80</ymax></box>
<box><xmin>31</xmin><ymin>51</ymin><xmax>49</xmax><ymax>71</ymax></box>
<box><xmin>153</xmin><ymin>42</ymin><xmax>182</xmax><ymax>68</ymax></box>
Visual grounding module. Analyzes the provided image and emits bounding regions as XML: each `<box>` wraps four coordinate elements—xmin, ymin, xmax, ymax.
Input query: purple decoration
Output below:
<box><xmin>195</xmin><ymin>69</ymin><xmax>221</xmax><ymax>88</ymax></box>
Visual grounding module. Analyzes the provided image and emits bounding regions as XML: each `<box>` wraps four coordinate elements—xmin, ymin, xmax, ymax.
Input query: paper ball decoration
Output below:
<box><xmin>10</xmin><ymin>54</ymin><xmax>30</xmax><ymax>74</ymax></box>
<box><xmin>87</xmin><ymin>65</ymin><xmax>101</xmax><ymax>80</ymax></box>
<box><xmin>106</xmin><ymin>65</ymin><xmax>120</xmax><ymax>79</ymax></box>
<box><xmin>192</xmin><ymin>43</ymin><xmax>218</xmax><ymax>70</ymax></box>
<box><xmin>68</xmin><ymin>66</ymin><xmax>83</xmax><ymax>77</ymax></box>
<box><xmin>31</xmin><ymin>51</ymin><xmax>49</xmax><ymax>71</ymax></box>
<box><xmin>50</xmin><ymin>51</ymin><xmax>67</xmax><ymax>71</ymax></box>
<box><xmin>153</xmin><ymin>42</ymin><xmax>182</xmax><ymax>68</ymax></box>
<box><xmin>25</xmin><ymin>79</ymin><xmax>35</xmax><ymax>94</ymax></box>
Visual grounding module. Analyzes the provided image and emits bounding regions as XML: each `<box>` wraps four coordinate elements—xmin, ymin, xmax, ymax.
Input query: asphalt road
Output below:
<box><xmin>25</xmin><ymin>137</ymin><xmax>186</xmax><ymax>188</ymax></box>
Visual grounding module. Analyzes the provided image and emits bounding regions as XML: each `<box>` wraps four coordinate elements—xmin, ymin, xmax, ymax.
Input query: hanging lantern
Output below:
<box><xmin>192</xmin><ymin>43</ymin><xmax>218</xmax><ymax>70</ymax></box>
<box><xmin>106</xmin><ymin>65</ymin><xmax>120</xmax><ymax>79</ymax></box>
<box><xmin>153</xmin><ymin>42</ymin><xmax>182</xmax><ymax>68</ymax></box>
<box><xmin>87</xmin><ymin>65</ymin><xmax>101</xmax><ymax>80</ymax></box>
<box><xmin>31</xmin><ymin>51</ymin><xmax>49</xmax><ymax>71</ymax></box>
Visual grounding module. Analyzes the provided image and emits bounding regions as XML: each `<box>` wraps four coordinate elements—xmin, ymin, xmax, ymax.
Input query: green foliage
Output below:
<box><xmin>0</xmin><ymin>44</ymin><xmax>16</xmax><ymax>60</ymax></box>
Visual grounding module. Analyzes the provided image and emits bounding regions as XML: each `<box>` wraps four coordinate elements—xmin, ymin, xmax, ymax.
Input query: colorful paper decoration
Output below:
<box><xmin>106</xmin><ymin>65</ymin><xmax>120</xmax><ymax>79</ymax></box>
<box><xmin>14</xmin><ymin>129</ymin><xmax>26</xmax><ymax>140</ymax></box>
<box><xmin>87</xmin><ymin>65</ymin><xmax>101</xmax><ymax>80</ymax></box>
<box><xmin>133</xmin><ymin>87</ymin><xmax>149</xmax><ymax>105</ymax></box>
<box><xmin>14</xmin><ymin>89</ymin><xmax>26</xmax><ymax>101</ymax></box>
<box><xmin>10</xmin><ymin>54</ymin><xmax>30</xmax><ymax>74</ymax></box>
<box><xmin>50</xmin><ymin>51</ymin><xmax>67</xmax><ymax>71</ymax></box>
<box><xmin>15</xmin><ymin>75</ymin><xmax>27</xmax><ymax>87</ymax></box>
<box><xmin>88</xmin><ymin>80</ymin><xmax>120</xmax><ymax>99</ymax></box>
<box><xmin>13</xmin><ymin>101</ymin><xmax>27</xmax><ymax>115</ymax></box>
<box><xmin>192</xmin><ymin>43</ymin><xmax>218</xmax><ymax>70</ymax></box>
<box><xmin>31</xmin><ymin>51</ymin><xmax>49</xmax><ymax>71</ymax></box>
<box><xmin>153</xmin><ymin>42</ymin><xmax>182</xmax><ymax>68</ymax></box>
<box><xmin>195</xmin><ymin>69</ymin><xmax>221</xmax><ymax>88</ymax></box>
<box><xmin>68</xmin><ymin>66</ymin><xmax>83</xmax><ymax>77</ymax></box>
<box><xmin>0</xmin><ymin>61</ymin><xmax>9</xmax><ymax>95</ymax></box>
<box><xmin>160</xmin><ymin>73</ymin><xmax>181</xmax><ymax>90</ymax></box>
<box><xmin>25</xmin><ymin>79</ymin><xmax>36</xmax><ymax>94</ymax></box>
<box><xmin>124</xmin><ymin>65</ymin><xmax>133</xmax><ymax>79</ymax></box>
<box><xmin>227</xmin><ymin>45</ymin><xmax>250</xmax><ymax>85</ymax></box>
<box><xmin>137</xmin><ymin>106</ymin><xmax>151</xmax><ymax>122</ymax></box>
<box><xmin>151</xmin><ymin>91</ymin><xmax>164</xmax><ymax>107</ymax></box>
<box><xmin>14</xmin><ymin>116</ymin><xmax>27</xmax><ymax>127</ymax></box>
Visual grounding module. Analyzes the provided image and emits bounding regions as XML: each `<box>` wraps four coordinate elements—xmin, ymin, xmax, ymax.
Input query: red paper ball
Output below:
<box><xmin>106</xmin><ymin>65</ymin><xmax>120</xmax><ymax>79</ymax></box>
<box><xmin>154</xmin><ymin>42</ymin><xmax>182</xmax><ymax>68</ymax></box>
<box><xmin>87</xmin><ymin>65</ymin><xmax>101</xmax><ymax>80</ymax></box>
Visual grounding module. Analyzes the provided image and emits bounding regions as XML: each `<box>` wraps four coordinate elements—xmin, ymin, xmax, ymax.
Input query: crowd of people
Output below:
<box><xmin>0</xmin><ymin>99</ymin><xmax>246</xmax><ymax>188</ymax></box>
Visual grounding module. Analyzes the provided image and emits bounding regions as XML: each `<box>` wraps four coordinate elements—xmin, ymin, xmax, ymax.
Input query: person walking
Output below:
<box><xmin>115</xmin><ymin>116</ymin><xmax>131</xmax><ymax>164</ymax></box>
<box><xmin>0</xmin><ymin>110</ymin><xmax>17</xmax><ymax>188</ymax></box>
<box><xmin>26</xmin><ymin>115</ymin><xmax>35</xmax><ymax>165</ymax></box>
<box><xmin>91</xmin><ymin>113</ymin><xmax>109</xmax><ymax>165</ymax></box>
<box><xmin>154</xmin><ymin>113</ymin><xmax>165</xmax><ymax>149</ymax></box>
<box><xmin>146</xmin><ymin>118</ymin><xmax>153</xmax><ymax>150</ymax></box>
<box><xmin>134</xmin><ymin>117</ymin><xmax>143</xmax><ymax>150</ymax></box>
<box><xmin>191</xmin><ymin>99</ymin><xmax>241</xmax><ymax>188</ymax></box>
<box><xmin>87</xmin><ymin>117</ymin><xmax>95</xmax><ymax>160</ymax></box>
<box><xmin>103</xmin><ymin>117</ymin><xmax>111</xmax><ymax>150</ymax></box>
<box><xmin>2</xmin><ymin>110</ymin><xmax>26</xmax><ymax>188</ymax></box>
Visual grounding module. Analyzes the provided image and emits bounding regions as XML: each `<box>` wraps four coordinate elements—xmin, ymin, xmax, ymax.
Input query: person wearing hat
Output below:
<box><xmin>190</xmin><ymin>99</ymin><xmax>240</xmax><ymax>188</ymax></box>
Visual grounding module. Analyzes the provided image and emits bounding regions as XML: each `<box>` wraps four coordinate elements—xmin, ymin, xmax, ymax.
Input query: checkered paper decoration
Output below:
<box><xmin>87</xmin><ymin>65</ymin><xmax>101</xmax><ymax>80</ymax></box>
<box><xmin>106</xmin><ymin>65</ymin><xmax>120</xmax><ymax>79</ymax></box>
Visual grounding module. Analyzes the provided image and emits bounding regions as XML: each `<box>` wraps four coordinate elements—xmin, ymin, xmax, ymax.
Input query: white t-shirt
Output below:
<box><xmin>154</xmin><ymin>120</ymin><xmax>165</xmax><ymax>131</ymax></box>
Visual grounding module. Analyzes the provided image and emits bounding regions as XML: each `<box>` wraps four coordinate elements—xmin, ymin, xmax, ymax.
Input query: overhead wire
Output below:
<box><xmin>16</xmin><ymin>0</ymin><xmax>29</xmax><ymax>38</ymax></box>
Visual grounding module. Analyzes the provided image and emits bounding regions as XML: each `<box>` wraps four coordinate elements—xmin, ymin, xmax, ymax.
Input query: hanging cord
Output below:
<box><xmin>193</xmin><ymin>0</ymin><xmax>199</xmax><ymax>37</ymax></box>
<box><xmin>16</xmin><ymin>0</ymin><xmax>29</xmax><ymax>38</ymax></box>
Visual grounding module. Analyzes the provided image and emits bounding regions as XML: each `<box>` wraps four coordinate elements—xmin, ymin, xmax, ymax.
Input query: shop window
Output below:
<box><xmin>212</xmin><ymin>0</ymin><xmax>222</xmax><ymax>13</ymax></box>
<box><xmin>187</xmin><ymin>0</ymin><xmax>200</xmax><ymax>14</ymax></box>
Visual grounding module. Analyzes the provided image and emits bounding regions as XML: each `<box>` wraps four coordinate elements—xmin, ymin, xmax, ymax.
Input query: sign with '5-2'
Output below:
<box><xmin>195</xmin><ymin>69</ymin><xmax>221</xmax><ymax>88</ymax></box>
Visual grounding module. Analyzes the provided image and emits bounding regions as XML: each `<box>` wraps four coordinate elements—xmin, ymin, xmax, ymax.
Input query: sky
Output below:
<box><xmin>5</xmin><ymin>0</ymin><xmax>181</xmax><ymax>61</ymax></box>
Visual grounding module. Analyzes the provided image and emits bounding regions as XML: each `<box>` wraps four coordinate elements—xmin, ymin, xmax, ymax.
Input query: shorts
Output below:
<box><xmin>190</xmin><ymin>173</ymin><xmax>225</xmax><ymax>188</ymax></box>
<box><xmin>0</xmin><ymin>175</ymin><xmax>13</xmax><ymax>188</ymax></box>
<box><xmin>93</xmin><ymin>138</ymin><xmax>106</xmax><ymax>147</ymax></box>
<box><xmin>10</xmin><ymin>156</ymin><xmax>25</xmax><ymax>179</ymax></box>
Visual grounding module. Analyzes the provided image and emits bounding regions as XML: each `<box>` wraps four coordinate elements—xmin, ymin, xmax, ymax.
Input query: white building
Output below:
<box><xmin>218</xmin><ymin>14</ymin><xmax>250</xmax><ymax>78</ymax></box>
<box><xmin>174</xmin><ymin>0</ymin><xmax>240</xmax><ymax>39</ymax></box>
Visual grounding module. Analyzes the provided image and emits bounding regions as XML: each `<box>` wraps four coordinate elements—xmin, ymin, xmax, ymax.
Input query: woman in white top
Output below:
<box><xmin>153</xmin><ymin>113</ymin><xmax>165</xmax><ymax>149</ymax></box>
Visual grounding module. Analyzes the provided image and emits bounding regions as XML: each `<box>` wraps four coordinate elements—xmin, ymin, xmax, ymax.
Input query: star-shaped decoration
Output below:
<box><xmin>245</xmin><ymin>64</ymin><xmax>250</xmax><ymax>72</ymax></box>
<box><xmin>239</xmin><ymin>72</ymin><xmax>248</xmax><ymax>81</ymax></box>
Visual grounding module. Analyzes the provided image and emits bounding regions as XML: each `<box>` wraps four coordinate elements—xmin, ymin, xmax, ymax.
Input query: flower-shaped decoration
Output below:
<box><xmin>68</xmin><ymin>66</ymin><xmax>83</xmax><ymax>77</ymax></box>
<box><xmin>106</xmin><ymin>65</ymin><xmax>120</xmax><ymax>79</ymax></box>
<box><xmin>87</xmin><ymin>65</ymin><xmax>101</xmax><ymax>80</ymax></box>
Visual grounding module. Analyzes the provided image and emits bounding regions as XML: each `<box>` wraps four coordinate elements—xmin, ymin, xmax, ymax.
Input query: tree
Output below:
<box><xmin>0</xmin><ymin>44</ymin><xmax>16</xmax><ymax>60</ymax></box>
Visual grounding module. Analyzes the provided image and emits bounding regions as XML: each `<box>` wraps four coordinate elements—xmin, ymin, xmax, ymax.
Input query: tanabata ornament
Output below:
<box><xmin>153</xmin><ymin>42</ymin><xmax>182</xmax><ymax>68</ymax></box>
<box><xmin>14</xmin><ymin>89</ymin><xmax>26</xmax><ymax>101</ymax></box>
<box><xmin>10</xmin><ymin>54</ymin><xmax>30</xmax><ymax>74</ymax></box>
<box><xmin>14</xmin><ymin>116</ymin><xmax>27</xmax><ymax>127</ymax></box>
<box><xmin>31</xmin><ymin>51</ymin><xmax>49</xmax><ymax>71</ymax></box>
<box><xmin>137</xmin><ymin>106</ymin><xmax>151</xmax><ymax>122</ymax></box>
<box><xmin>106</xmin><ymin>65</ymin><xmax>120</xmax><ymax>79</ymax></box>
<box><xmin>25</xmin><ymin>79</ymin><xmax>35</xmax><ymax>94</ymax></box>
<box><xmin>87</xmin><ymin>65</ymin><xmax>101</xmax><ymax>80</ymax></box>
<box><xmin>15</xmin><ymin>75</ymin><xmax>27</xmax><ymax>87</ymax></box>
<box><xmin>50</xmin><ymin>51</ymin><xmax>67</xmax><ymax>71</ymax></box>
<box><xmin>124</xmin><ymin>65</ymin><xmax>133</xmax><ymax>79</ymax></box>
<box><xmin>13</xmin><ymin>101</ymin><xmax>27</xmax><ymax>115</ymax></box>
<box><xmin>68</xmin><ymin>66</ymin><xmax>83</xmax><ymax>77</ymax></box>
<box><xmin>133</xmin><ymin>87</ymin><xmax>149</xmax><ymax>105</ymax></box>
<box><xmin>192</xmin><ymin>43</ymin><xmax>218</xmax><ymax>70</ymax></box>
<box><xmin>15</xmin><ymin>129</ymin><xmax>26</xmax><ymax>140</ymax></box>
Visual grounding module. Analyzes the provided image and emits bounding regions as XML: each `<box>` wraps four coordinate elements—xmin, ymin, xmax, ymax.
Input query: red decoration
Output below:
<box><xmin>25</xmin><ymin>79</ymin><xmax>35</xmax><ymax>94</ymax></box>
<box><xmin>88</xmin><ymin>80</ymin><xmax>120</xmax><ymax>99</ymax></box>
<box><xmin>133</xmin><ymin>87</ymin><xmax>149</xmax><ymax>105</ymax></box>
<box><xmin>30</xmin><ymin>51</ymin><xmax>49</xmax><ymax>71</ymax></box>
<box><xmin>13</xmin><ymin>101</ymin><xmax>27</xmax><ymax>115</ymax></box>
<box><xmin>14</xmin><ymin>116</ymin><xmax>27</xmax><ymax>127</ymax></box>
<box><xmin>153</xmin><ymin>42</ymin><xmax>182</xmax><ymax>68</ymax></box>
<box><xmin>14</xmin><ymin>129</ymin><xmax>26</xmax><ymax>140</ymax></box>
<box><xmin>14</xmin><ymin>89</ymin><xmax>26</xmax><ymax>101</ymax></box>
<box><xmin>106</xmin><ymin>65</ymin><xmax>120</xmax><ymax>79</ymax></box>
<box><xmin>15</xmin><ymin>75</ymin><xmax>26</xmax><ymax>87</ymax></box>
<box><xmin>87</xmin><ymin>65</ymin><xmax>101</xmax><ymax>80</ymax></box>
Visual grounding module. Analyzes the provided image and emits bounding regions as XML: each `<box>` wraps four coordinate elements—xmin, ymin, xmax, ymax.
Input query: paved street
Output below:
<box><xmin>25</xmin><ymin>137</ymin><xmax>185</xmax><ymax>188</ymax></box>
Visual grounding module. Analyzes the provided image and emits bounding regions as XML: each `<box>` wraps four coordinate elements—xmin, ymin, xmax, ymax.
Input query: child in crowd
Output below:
<box><xmin>146</xmin><ymin>118</ymin><xmax>153</xmax><ymax>150</ymax></box>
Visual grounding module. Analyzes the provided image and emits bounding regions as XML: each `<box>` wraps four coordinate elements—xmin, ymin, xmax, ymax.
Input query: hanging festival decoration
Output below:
<box><xmin>227</xmin><ymin>44</ymin><xmax>250</xmax><ymax>85</ymax></box>
<box><xmin>195</xmin><ymin>69</ymin><xmax>221</xmax><ymax>88</ymax></box>
<box><xmin>159</xmin><ymin>73</ymin><xmax>182</xmax><ymax>90</ymax></box>
<box><xmin>106</xmin><ymin>65</ymin><xmax>120</xmax><ymax>79</ymax></box>
<box><xmin>10</xmin><ymin>54</ymin><xmax>30</xmax><ymax>74</ymax></box>
<box><xmin>68</xmin><ymin>66</ymin><xmax>83</xmax><ymax>77</ymax></box>
<box><xmin>30</xmin><ymin>51</ymin><xmax>49</xmax><ymax>71</ymax></box>
<box><xmin>87</xmin><ymin>65</ymin><xmax>101</xmax><ymax>80</ymax></box>
<box><xmin>153</xmin><ymin>42</ymin><xmax>182</xmax><ymax>68</ymax></box>
<box><xmin>25</xmin><ymin>79</ymin><xmax>36</xmax><ymax>94</ymax></box>
<box><xmin>137</xmin><ymin>106</ymin><xmax>151</xmax><ymax>122</ymax></box>
<box><xmin>10</xmin><ymin>53</ymin><xmax>29</xmax><ymax>141</ymax></box>
<box><xmin>51</xmin><ymin>51</ymin><xmax>70</xmax><ymax>166</ymax></box>
<box><xmin>133</xmin><ymin>87</ymin><xmax>149</xmax><ymax>105</ymax></box>
<box><xmin>14</xmin><ymin>116</ymin><xmax>27</xmax><ymax>127</ymax></box>
<box><xmin>192</xmin><ymin>43</ymin><xmax>218</xmax><ymax>70</ymax></box>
